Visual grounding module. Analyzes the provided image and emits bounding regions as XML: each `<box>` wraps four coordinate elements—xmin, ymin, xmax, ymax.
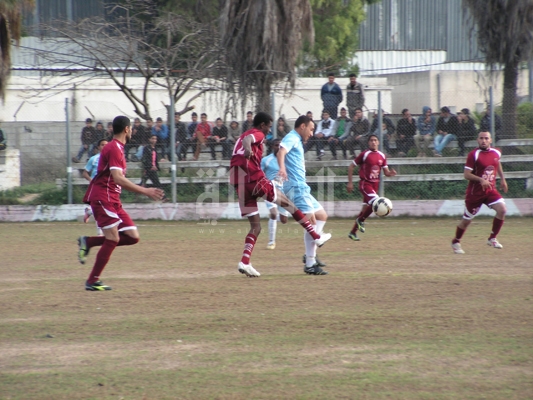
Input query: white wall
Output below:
<box><xmin>0</xmin><ymin>149</ymin><xmax>22</xmax><ymax>190</ymax></box>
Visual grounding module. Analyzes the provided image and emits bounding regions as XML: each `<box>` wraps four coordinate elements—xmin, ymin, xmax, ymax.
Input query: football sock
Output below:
<box><xmin>117</xmin><ymin>234</ymin><xmax>139</xmax><ymax>246</ymax></box>
<box><xmin>315</xmin><ymin>219</ymin><xmax>326</xmax><ymax>235</ymax></box>
<box><xmin>304</xmin><ymin>226</ymin><xmax>317</xmax><ymax>267</ymax></box>
<box><xmin>240</xmin><ymin>233</ymin><xmax>257</xmax><ymax>264</ymax></box>
<box><xmin>489</xmin><ymin>217</ymin><xmax>504</xmax><ymax>239</ymax></box>
<box><xmin>292</xmin><ymin>210</ymin><xmax>320</xmax><ymax>240</ymax></box>
<box><xmin>268</xmin><ymin>219</ymin><xmax>277</xmax><ymax>243</ymax></box>
<box><xmin>361</xmin><ymin>206</ymin><xmax>373</xmax><ymax>221</ymax></box>
<box><xmin>453</xmin><ymin>226</ymin><xmax>466</xmax><ymax>243</ymax></box>
<box><xmin>87</xmin><ymin>239</ymin><xmax>118</xmax><ymax>284</ymax></box>
<box><xmin>86</xmin><ymin>236</ymin><xmax>105</xmax><ymax>248</ymax></box>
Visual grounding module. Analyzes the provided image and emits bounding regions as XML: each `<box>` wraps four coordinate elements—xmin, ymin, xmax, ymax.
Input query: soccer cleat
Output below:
<box><xmin>302</xmin><ymin>254</ymin><xmax>326</xmax><ymax>267</ymax></box>
<box><xmin>355</xmin><ymin>218</ymin><xmax>365</xmax><ymax>233</ymax></box>
<box><xmin>304</xmin><ymin>263</ymin><xmax>328</xmax><ymax>275</ymax></box>
<box><xmin>348</xmin><ymin>232</ymin><xmax>360</xmax><ymax>241</ymax></box>
<box><xmin>85</xmin><ymin>280</ymin><xmax>112</xmax><ymax>291</ymax></box>
<box><xmin>314</xmin><ymin>232</ymin><xmax>332</xmax><ymax>248</ymax></box>
<box><xmin>487</xmin><ymin>238</ymin><xmax>503</xmax><ymax>249</ymax></box>
<box><xmin>451</xmin><ymin>241</ymin><xmax>465</xmax><ymax>254</ymax></box>
<box><xmin>83</xmin><ymin>207</ymin><xmax>92</xmax><ymax>223</ymax></box>
<box><xmin>266</xmin><ymin>242</ymin><xmax>276</xmax><ymax>250</ymax></box>
<box><xmin>238</xmin><ymin>262</ymin><xmax>261</xmax><ymax>277</ymax></box>
<box><xmin>77</xmin><ymin>236</ymin><xmax>90</xmax><ymax>264</ymax></box>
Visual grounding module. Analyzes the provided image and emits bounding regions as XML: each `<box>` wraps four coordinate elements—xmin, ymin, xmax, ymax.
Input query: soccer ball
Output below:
<box><xmin>372</xmin><ymin>197</ymin><xmax>393</xmax><ymax>217</ymax></box>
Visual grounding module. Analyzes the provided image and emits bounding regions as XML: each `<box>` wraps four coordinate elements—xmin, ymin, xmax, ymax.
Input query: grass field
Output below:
<box><xmin>1</xmin><ymin>217</ymin><xmax>532</xmax><ymax>399</ymax></box>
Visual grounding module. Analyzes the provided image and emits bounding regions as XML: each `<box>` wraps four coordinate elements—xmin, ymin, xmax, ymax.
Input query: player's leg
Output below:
<box><xmin>303</xmin><ymin>207</ymin><xmax>329</xmax><ymax>271</ymax></box>
<box><xmin>349</xmin><ymin>182</ymin><xmax>377</xmax><ymax>239</ymax></box>
<box><xmin>236</xmin><ymin>182</ymin><xmax>261</xmax><ymax>277</ymax></box>
<box><xmin>487</xmin><ymin>199</ymin><xmax>506</xmax><ymax>248</ymax></box>
<box><xmin>266</xmin><ymin>203</ymin><xmax>278</xmax><ymax>250</ymax></box>
<box><xmin>451</xmin><ymin>197</ymin><xmax>479</xmax><ymax>254</ymax></box>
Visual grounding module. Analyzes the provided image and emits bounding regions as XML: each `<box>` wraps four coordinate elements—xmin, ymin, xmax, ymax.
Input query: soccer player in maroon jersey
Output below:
<box><xmin>77</xmin><ymin>116</ymin><xmax>165</xmax><ymax>291</ymax></box>
<box><xmin>230</xmin><ymin>112</ymin><xmax>331</xmax><ymax>277</ymax></box>
<box><xmin>346</xmin><ymin>134</ymin><xmax>397</xmax><ymax>241</ymax></box>
<box><xmin>451</xmin><ymin>131</ymin><xmax>508</xmax><ymax>254</ymax></box>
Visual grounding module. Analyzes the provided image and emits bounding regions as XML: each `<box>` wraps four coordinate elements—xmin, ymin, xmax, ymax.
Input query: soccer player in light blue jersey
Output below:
<box><xmin>277</xmin><ymin>115</ymin><xmax>331</xmax><ymax>275</ymax></box>
<box><xmin>261</xmin><ymin>139</ymin><xmax>289</xmax><ymax>250</ymax></box>
<box><xmin>82</xmin><ymin>138</ymin><xmax>108</xmax><ymax>236</ymax></box>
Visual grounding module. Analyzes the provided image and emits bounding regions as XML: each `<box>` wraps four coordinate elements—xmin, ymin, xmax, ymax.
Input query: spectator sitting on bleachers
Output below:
<box><xmin>193</xmin><ymin>113</ymin><xmax>212</xmax><ymax>161</ymax></box>
<box><xmin>134</xmin><ymin>118</ymin><xmax>152</xmax><ymax>161</ymax></box>
<box><xmin>228</xmin><ymin>120</ymin><xmax>241</xmax><ymax>146</ymax></box>
<box><xmin>72</xmin><ymin>118</ymin><xmax>96</xmax><ymax>163</ymax></box>
<box><xmin>241</xmin><ymin>111</ymin><xmax>254</xmax><ymax>133</ymax></box>
<box><xmin>0</xmin><ymin>124</ymin><xmax>6</xmax><ymax>150</ymax></box>
<box><xmin>396</xmin><ymin>108</ymin><xmax>417</xmax><ymax>157</ymax></box>
<box><xmin>212</xmin><ymin>118</ymin><xmax>230</xmax><ymax>160</ymax></box>
<box><xmin>329</xmin><ymin>107</ymin><xmax>350</xmax><ymax>159</ymax></box>
<box><xmin>433</xmin><ymin>106</ymin><xmax>459</xmax><ymax>157</ymax></box>
<box><xmin>276</xmin><ymin>116</ymin><xmax>290</xmax><ymax>139</ymax></box>
<box><xmin>152</xmin><ymin>117</ymin><xmax>170</xmax><ymax>160</ymax></box>
<box><xmin>480</xmin><ymin>106</ymin><xmax>503</xmax><ymax>141</ymax></box>
<box><xmin>370</xmin><ymin>110</ymin><xmax>396</xmax><ymax>155</ymax></box>
<box><xmin>105</xmin><ymin>122</ymin><xmax>114</xmax><ymax>141</ymax></box>
<box><xmin>140</xmin><ymin>134</ymin><xmax>164</xmax><ymax>190</ymax></box>
<box><xmin>457</xmin><ymin>108</ymin><xmax>477</xmax><ymax>156</ymax></box>
<box><xmin>415</xmin><ymin>106</ymin><xmax>436</xmax><ymax>157</ymax></box>
<box><xmin>89</xmin><ymin>121</ymin><xmax>106</xmax><ymax>157</ymax></box>
<box><xmin>315</xmin><ymin>110</ymin><xmax>335</xmax><ymax>160</ymax></box>
<box><xmin>340</xmin><ymin>107</ymin><xmax>370</xmax><ymax>157</ymax></box>
<box><xmin>173</xmin><ymin>112</ymin><xmax>188</xmax><ymax>161</ymax></box>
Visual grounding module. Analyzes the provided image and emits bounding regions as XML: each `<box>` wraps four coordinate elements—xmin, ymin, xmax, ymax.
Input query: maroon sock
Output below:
<box><xmin>86</xmin><ymin>236</ymin><xmax>105</xmax><ymax>248</ymax></box>
<box><xmin>489</xmin><ymin>218</ymin><xmax>504</xmax><ymax>239</ymax></box>
<box><xmin>452</xmin><ymin>227</ymin><xmax>466</xmax><ymax>244</ymax></box>
<box><xmin>118</xmin><ymin>234</ymin><xmax>139</xmax><ymax>246</ymax></box>
<box><xmin>350</xmin><ymin>220</ymin><xmax>358</xmax><ymax>235</ymax></box>
<box><xmin>361</xmin><ymin>206</ymin><xmax>373</xmax><ymax>221</ymax></box>
<box><xmin>240</xmin><ymin>234</ymin><xmax>257</xmax><ymax>264</ymax></box>
<box><xmin>87</xmin><ymin>239</ymin><xmax>118</xmax><ymax>284</ymax></box>
<box><xmin>292</xmin><ymin>209</ymin><xmax>320</xmax><ymax>240</ymax></box>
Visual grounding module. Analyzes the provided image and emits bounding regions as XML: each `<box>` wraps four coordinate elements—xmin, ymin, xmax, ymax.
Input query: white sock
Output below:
<box><xmin>315</xmin><ymin>219</ymin><xmax>326</xmax><ymax>236</ymax></box>
<box><xmin>268</xmin><ymin>219</ymin><xmax>277</xmax><ymax>243</ymax></box>
<box><xmin>304</xmin><ymin>224</ymin><xmax>317</xmax><ymax>267</ymax></box>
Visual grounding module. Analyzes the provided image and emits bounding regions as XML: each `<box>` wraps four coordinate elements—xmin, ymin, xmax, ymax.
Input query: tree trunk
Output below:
<box><xmin>501</xmin><ymin>62</ymin><xmax>518</xmax><ymax>139</ymax></box>
<box><xmin>255</xmin><ymin>75</ymin><xmax>272</xmax><ymax>114</ymax></box>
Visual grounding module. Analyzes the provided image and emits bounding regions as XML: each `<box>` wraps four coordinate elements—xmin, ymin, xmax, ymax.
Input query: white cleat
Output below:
<box><xmin>487</xmin><ymin>238</ymin><xmax>503</xmax><ymax>249</ymax></box>
<box><xmin>266</xmin><ymin>242</ymin><xmax>276</xmax><ymax>250</ymax></box>
<box><xmin>314</xmin><ymin>232</ymin><xmax>332</xmax><ymax>248</ymax></box>
<box><xmin>238</xmin><ymin>262</ymin><xmax>261</xmax><ymax>277</ymax></box>
<box><xmin>451</xmin><ymin>242</ymin><xmax>465</xmax><ymax>254</ymax></box>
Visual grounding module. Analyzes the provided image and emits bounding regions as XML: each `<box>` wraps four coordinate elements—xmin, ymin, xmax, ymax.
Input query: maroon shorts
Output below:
<box><xmin>463</xmin><ymin>190</ymin><xmax>504</xmax><ymax>220</ymax></box>
<box><xmin>359</xmin><ymin>180</ymin><xmax>379</xmax><ymax>205</ymax></box>
<box><xmin>234</xmin><ymin>177</ymin><xmax>277</xmax><ymax>217</ymax></box>
<box><xmin>89</xmin><ymin>201</ymin><xmax>136</xmax><ymax>231</ymax></box>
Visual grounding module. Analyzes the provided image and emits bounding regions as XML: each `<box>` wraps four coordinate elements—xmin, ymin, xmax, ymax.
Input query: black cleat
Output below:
<box><xmin>85</xmin><ymin>280</ymin><xmax>112</xmax><ymax>291</ymax></box>
<box><xmin>302</xmin><ymin>254</ymin><xmax>326</xmax><ymax>267</ymax></box>
<box><xmin>304</xmin><ymin>263</ymin><xmax>328</xmax><ymax>275</ymax></box>
<box><xmin>77</xmin><ymin>236</ymin><xmax>90</xmax><ymax>264</ymax></box>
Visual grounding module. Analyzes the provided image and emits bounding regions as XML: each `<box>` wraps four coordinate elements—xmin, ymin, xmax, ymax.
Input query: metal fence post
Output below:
<box><xmin>170</xmin><ymin>96</ymin><xmax>176</xmax><ymax>204</ymax></box>
<box><xmin>377</xmin><ymin>92</ymin><xmax>384</xmax><ymax>197</ymax></box>
<box><xmin>65</xmin><ymin>98</ymin><xmax>72</xmax><ymax>204</ymax></box>
<box><xmin>271</xmin><ymin>92</ymin><xmax>276</xmax><ymax>137</ymax></box>
<box><xmin>489</xmin><ymin>86</ymin><xmax>495</xmax><ymax>138</ymax></box>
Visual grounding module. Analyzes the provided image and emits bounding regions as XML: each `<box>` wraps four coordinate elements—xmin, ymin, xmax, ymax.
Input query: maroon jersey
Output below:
<box><xmin>83</xmin><ymin>139</ymin><xmax>126</xmax><ymax>203</ymax></box>
<box><xmin>464</xmin><ymin>147</ymin><xmax>502</xmax><ymax>197</ymax></box>
<box><xmin>229</xmin><ymin>128</ymin><xmax>266</xmax><ymax>184</ymax></box>
<box><xmin>353</xmin><ymin>149</ymin><xmax>388</xmax><ymax>183</ymax></box>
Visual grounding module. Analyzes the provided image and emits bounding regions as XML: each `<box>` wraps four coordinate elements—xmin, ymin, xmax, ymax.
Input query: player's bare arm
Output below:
<box><xmin>497</xmin><ymin>161</ymin><xmax>508</xmax><ymax>193</ymax></box>
<box><xmin>241</xmin><ymin>135</ymin><xmax>254</xmax><ymax>159</ymax></box>
<box><xmin>464</xmin><ymin>169</ymin><xmax>491</xmax><ymax>191</ymax></box>
<box><xmin>276</xmin><ymin>146</ymin><xmax>288</xmax><ymax>181</ymax></box>
<box><xmin>82</xmin><ymin>170</ymin><xmax>92</xmax><ymax>182</ymax></box>
<box><xmin>346</xmin><ymin>162</ymin><xmax>356</xmax><ymax>192</ymax></box>
<box><xmin>110</xmin><ymin>169</ymin><xmax>164</xmax><ymax>201</ymax></box>
<box><xmin>384</xmin><ymin>167</ymin><xmax>397</xmax><ymax>177</ymax></box>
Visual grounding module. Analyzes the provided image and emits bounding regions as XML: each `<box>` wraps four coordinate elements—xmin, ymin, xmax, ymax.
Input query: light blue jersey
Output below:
<box><xmin>84</xmin><ymin>153</ymin><xmax>101</xmax><ymax>179</ymax></box>
<box><xmin>279</xmin><ymin>130</ymin><xmax>307</xmax><ymax>188</ymax></box>
<box><xmin>261</xmin><ymin>153</ymin><xmax>280</xmax><ymax>181</ymax></box>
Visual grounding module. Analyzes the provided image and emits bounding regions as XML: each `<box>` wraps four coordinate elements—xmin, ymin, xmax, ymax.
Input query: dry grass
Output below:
<box><xmin>0</xmin><ymin>217</ymin><xmax>532</xmax><ymax>399</ymax></box>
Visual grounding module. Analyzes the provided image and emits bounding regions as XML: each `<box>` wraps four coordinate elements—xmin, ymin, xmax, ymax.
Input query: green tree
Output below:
<box><xmin>0</xmin><ymin>0</ymin><xmax>34</xmax><ymax>101</ymax></box>
<box><xmin>464</xmin><ymin>0</ymin><xmax>533</xmax><ymax>139</ymax></box>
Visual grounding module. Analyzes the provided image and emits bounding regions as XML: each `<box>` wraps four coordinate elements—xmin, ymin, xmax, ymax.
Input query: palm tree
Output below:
<box><xmin>220</xmin><ymin>0</ymin><xmax>314</xmax><ymax>113</ymax></box>
<box><xmin>0</xmin><ymin>0</ymin><xmax>34</xmax><ymax>101</ymax></box>
<box><xmin>464</xmin><ymin>0</ymin><xmax>533</xmax><ymax>139</ymax></box>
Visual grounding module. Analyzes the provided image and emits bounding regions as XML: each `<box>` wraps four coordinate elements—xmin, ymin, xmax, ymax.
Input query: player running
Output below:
<box><xmin>230</xmin><ymin>112</ymin><xmax>331</xmax><ymax>278</ymax></box>
<box><xmin>82</xmin><ymin>138</ymin><xmax>108</xmax><ymax>235</ymax></box>
<box><xmin>77</xmin><ymin>116</ymin><xmax>164</xmax><ymax>291</ymax></box>
<box><xmin>277</xmin><ymin>115</ymin><xmax>332</xmax><ymax>275</ymax></box>
<box><xmin>451</xmin><ymin>131</ymin><xmax>508</xmax><ymax>254</ymax></box>
<box><xmin>346</xmin><ymin>134</ymin><xmax>397</xmax><ymax>241</ymax></box>
<box><xmin>261</xmin><ymin>139</ymin><xmax>289</xmax><ymax>250</ymax></box>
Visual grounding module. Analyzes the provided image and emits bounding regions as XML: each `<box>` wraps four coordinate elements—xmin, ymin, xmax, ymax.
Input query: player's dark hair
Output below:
<box><xmin>253</xmin><ymin>112</ymin><xmax>273</xmax><ymax>128</ymax></box>
<box><xmin>367</xmin><ymin>134</ymin><xmax>379</xmax><ymax>142</ymax></box>
<box><xmin>349</xmin><ymin>73</ymin><xmax>357</xmax><ymax>78</ymax></box>
<box><xmin>112</xmin><ymin>116</ymin><xmax>131</xmax><ymax>135</ymax></box>
<box><xmin>271</xmin><ymin>138</ymin><xmax>281</xmax><ymax>146</ymax></box>
<box><xmin>97</xmin><ymin>138</ymin><xmax>108</xmax><ymax>147</ymax></box>
<box><xmin>294</xmin><ymin>115</ymin><xmax>311</xmax><ymax>129</ymax></box>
